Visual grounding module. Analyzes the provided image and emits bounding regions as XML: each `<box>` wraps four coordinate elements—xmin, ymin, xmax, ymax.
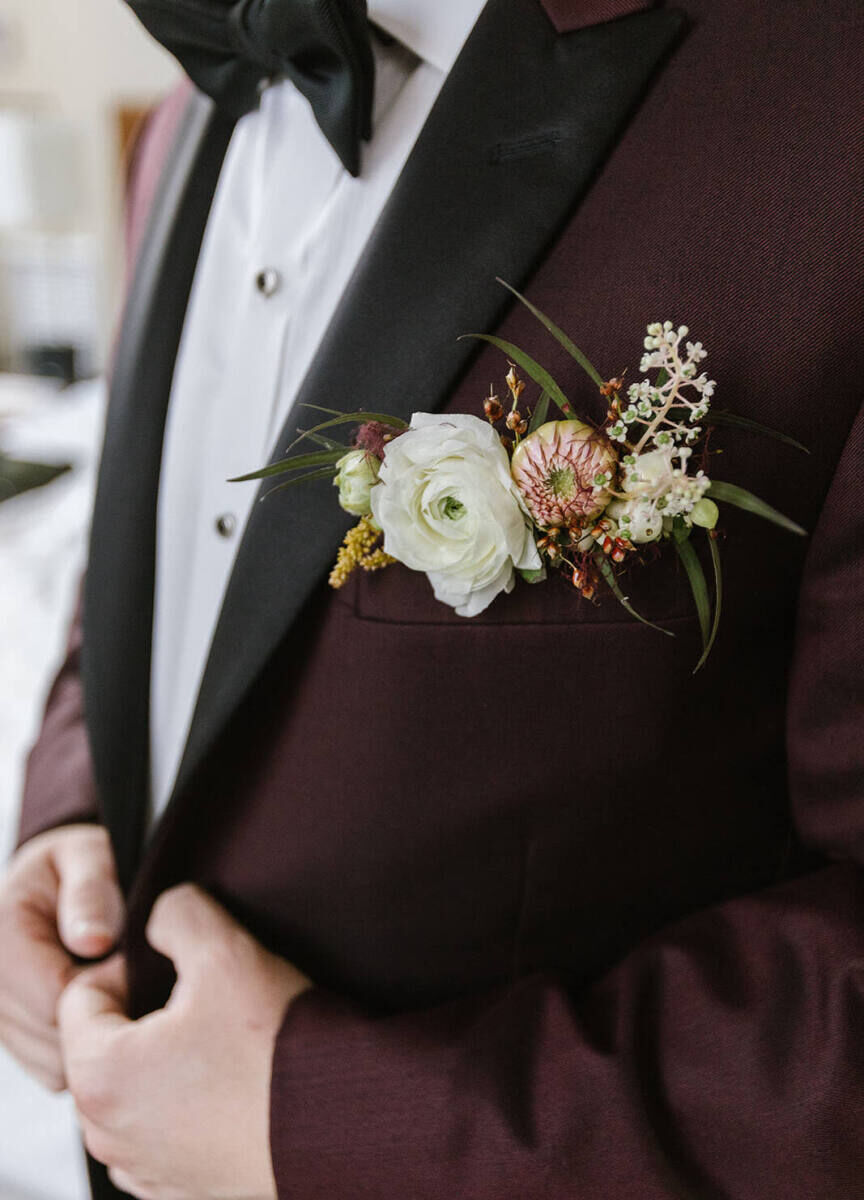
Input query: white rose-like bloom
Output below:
<box><xmin>370</xmin><ymin>413</ymin><xmax>541</xmax><ymax>617</ymax></box>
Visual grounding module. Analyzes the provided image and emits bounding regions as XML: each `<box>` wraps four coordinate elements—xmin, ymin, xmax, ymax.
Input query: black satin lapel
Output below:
<box><xmin>83</xmin><ymin>93</ymin><xmax>235</xmax><ymax>891</ymax></box>
<box><xmin>172</xmin><ymin>0</ymin><xmax>686</xmax><ymax>802</ymax></box>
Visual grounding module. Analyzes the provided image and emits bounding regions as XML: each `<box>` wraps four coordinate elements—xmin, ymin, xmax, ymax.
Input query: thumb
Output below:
<box><xmin>55</xmin><ymin>832</ymin><xmax>125</xmax><ymax>959</ymax></box>
<box><xmin>145</xmin><ymin>883</ymin><xmax>244</xmax><ymax>982</ymax></box>
<box><xmin>58</xmin><ymin>953</ymin><xmax>130</xmax><ymax>1045</ymax></box>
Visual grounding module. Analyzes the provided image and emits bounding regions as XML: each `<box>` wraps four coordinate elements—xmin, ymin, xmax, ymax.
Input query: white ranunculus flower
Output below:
<box><xmin>370</xmin><ymin>412</ymin><xmax>541</xmax><ymax>617</ymax></box>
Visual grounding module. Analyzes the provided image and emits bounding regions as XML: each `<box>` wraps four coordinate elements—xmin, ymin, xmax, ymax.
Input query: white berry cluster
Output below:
<box><xmin>608</xmin><ymin>321</ymin><xmax>716</xmax><ymax>451</ymax></box>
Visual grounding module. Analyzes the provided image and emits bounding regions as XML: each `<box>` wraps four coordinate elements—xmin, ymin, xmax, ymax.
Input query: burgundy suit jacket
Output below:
<box><xmin>20</xmin><ymin>0</ymin><xmax>864</xmax><ymax>1196</ymax></box>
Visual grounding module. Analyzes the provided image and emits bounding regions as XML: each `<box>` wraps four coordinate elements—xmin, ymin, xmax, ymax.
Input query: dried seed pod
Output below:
<box><xmin>484</xmin><ymin>394</ymin><xmax>504</xmax><ymax>422</ymax></box>
<box><xmin>506</xmin><ymin>366</ymin><xmax>526</xmax><ymax>400</ymax></box>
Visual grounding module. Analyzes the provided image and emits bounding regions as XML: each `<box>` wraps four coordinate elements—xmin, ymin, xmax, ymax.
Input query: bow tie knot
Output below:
<box><xmin>125</xmin><ymin>0</ymin><xmax>375</xmax><ymax>176</ymax></box>
<box><xmin>226</xmin><ymin>0</ymin><xmax>285</xmax><ymax>75</ymax></box>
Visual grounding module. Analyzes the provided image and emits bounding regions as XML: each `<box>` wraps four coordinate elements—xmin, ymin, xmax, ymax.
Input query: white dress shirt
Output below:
<box><xmin>149</xmin><ymin>0</ymin><xmax>487</xmax><ymax>821</ymax></box>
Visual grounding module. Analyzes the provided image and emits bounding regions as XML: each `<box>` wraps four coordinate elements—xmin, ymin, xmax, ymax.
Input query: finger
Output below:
<box><xmin>0</xmin><ymin>929</ymin><xmax>77</xmax><ymax>1027</ymax></box>
<box><xmin>0</xmin><ymin>1020</ymin><xmax>66</xmax><ymax>1091</ymax></box>
<box><xmin>55</xmin><ymin>833</ymin><xmax>125</xmax><ymax>959</ymax></box>
<box><xmin>145</xmin><ymin>883</ymin><xmax>247</xmax><ymax>982</ymax></box>
<box><xmin>58</xmin><ymin>954</ymin><xmax>130</xmax><ymax>1047</ymax></box>
<box><xmin>0</xmin><ymin>982</ymin><xmax>68</xmax><ymax>1043</ymax></box>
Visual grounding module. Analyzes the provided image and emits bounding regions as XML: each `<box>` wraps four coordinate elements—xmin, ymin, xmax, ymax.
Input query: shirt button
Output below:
<box><xmin>215</xmin><ymin>513</ymin><xmax>236</xmax><ymax>538</ymax></box>
<box><xmin>255</xmin><ymin>268</ymin><xmax>281</xmax><ymax>298</ymax></box>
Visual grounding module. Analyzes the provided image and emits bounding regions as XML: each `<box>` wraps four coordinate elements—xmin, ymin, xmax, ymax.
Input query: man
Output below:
<box><xmin>1</xmin><ymin>0</ymin><xmax>863</xmax><ymax>1197</ymax></box>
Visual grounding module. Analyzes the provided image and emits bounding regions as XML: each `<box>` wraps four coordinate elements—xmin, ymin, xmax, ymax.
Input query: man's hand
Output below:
<box><xmin>0</xmin><ymin>824</ymin><xmax>124</xmax><ymax>1091</ymax></box>
<box><xmin>59</xmin><ymin>883</ymin><xmax>311</xmax><ymax>1200</ymax></box>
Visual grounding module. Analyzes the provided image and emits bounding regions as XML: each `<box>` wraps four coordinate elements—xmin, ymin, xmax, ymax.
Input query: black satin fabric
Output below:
<box><xmin>123</xmin><ymin>0</ymin><xmax>374</xmax><ymax>175</ymax></box>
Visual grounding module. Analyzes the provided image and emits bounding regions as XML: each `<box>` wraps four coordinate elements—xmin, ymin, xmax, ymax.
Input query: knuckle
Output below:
<box><xmin>70</xmin><ymin>1068</ymin><xmax>118</xmax><ymax>1124</ymax></box>
<box><xmin>83</xmin><ymin>1125</ymin><xmax>118</xmax><ymax>1167</ymax></box>
<box><xmin>39</xmin><ymin>1067</ymin><xmax>67</xmax><ymax>1094</ymax></box>
<box><xmin>66</xmin><ymin>1045</ymin><xmax>123</xmax><ymax>1123</ymax></box>
<box><xmin>156</xmin><ymin>882</ymin><xmax>199</xmax><ymax>915</ymax></box>
<box><xmin>147</xmin><ymin>882</ymin><xmax>199</xmax><ymax>941</ymax></box>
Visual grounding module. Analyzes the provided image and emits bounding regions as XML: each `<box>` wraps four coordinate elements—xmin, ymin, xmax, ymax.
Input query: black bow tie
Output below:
<box><xmin>124</xmin><ymin>0</ymin><xmax>375</xmax><ymax>176</ymax></box>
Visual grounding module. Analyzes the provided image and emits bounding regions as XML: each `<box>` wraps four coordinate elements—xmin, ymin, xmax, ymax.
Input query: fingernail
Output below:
<box><xmin>70</xmin><ymin>919</ymin><xmax>113</xmax><ymax>943</ymax></box>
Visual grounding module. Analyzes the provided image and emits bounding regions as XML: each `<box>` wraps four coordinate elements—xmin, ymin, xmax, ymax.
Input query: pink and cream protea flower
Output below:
<box><xmin>510</xmin><ymin>419</ymin><xmax>618</xmax><ymax>528</ymax></box>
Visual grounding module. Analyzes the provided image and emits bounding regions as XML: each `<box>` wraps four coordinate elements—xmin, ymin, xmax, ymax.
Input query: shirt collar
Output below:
<box><xmin>369</xmin><ymin>0</ymin><xmax>488</xmax><ymax>74</ymax></box>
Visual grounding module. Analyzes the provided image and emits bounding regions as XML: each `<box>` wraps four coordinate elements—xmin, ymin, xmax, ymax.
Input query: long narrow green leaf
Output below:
<box><xmin>707</xmin><ymin>410</ymin><xmax>809</xmax><ymax>454</ymax></box>
<box><xmin>496</xmin><ymin>279</ymin><xmax>606</xmax><ymax>390</ymax></box>
<box><xmin>300</xmin><ymin>405</ymin><xmax>408</xmax><ymax>428</ymax></box>
<box><xmin>461</xmin><ymin>333</ymin><xmax>574</xmax><ymax>417</ymax></box>
<box><xmin>707</xmin><ymin>480</ymin><xmax>807</xmax><ymax>536</ymax></box>
<box><xmin>674</xmin><ymin>537</ymin><xmax>710</xmax><ymax>651</ymax></box>
<box><xmin>282</xmin><ymin>410</ymin><xmax>408</xmax><ymax>457</ymax></box>
<box><xmin>693</xmin><ymin>534</ymin><xmax>723</xmax><ymax>673</ymax></box>
<box><xmin>306</xmin><ymin>431</ymin><xmax>347</xmax><ymax>452</ymax></box>
<box><xmin>594</xmin><ymin>552</ymin><xmax>675</xmax><ymax>637</ymax></box>
<box><xmin>527</xmin><ymin>390</ymin><xmax>550</xmax><ymax>434</ymax></box>
<box><xmin>230</xmin><ymin>448</ymin><xmax>346</xmax><ymax>483</ymax></box>
<box><xmin>263</xmin><ymin>466</ymin><xmax>339</xmax><ymax>496</ymax></box>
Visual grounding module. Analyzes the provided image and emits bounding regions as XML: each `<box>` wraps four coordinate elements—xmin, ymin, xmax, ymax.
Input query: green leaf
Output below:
<box><xmin>527</xmin><ymin>390</ymin><xmax>550</xmax><ymax>434</ymax></box>
<box><xmin>496</xmin><ymin>279</ymin><xmax>606</xmax><ymax>391</ymax></box>
<box><xmin>306</xmin><ymin>431</ymin><xmax>347</xmax><ymax>452</ymax></box>
<box><xmin>229</xmin><ymin>448</ymin><xmax>347</xmax><ymax>483</ymax></box>
<box><xmin>461</xmin><ymin>333</ymin><xmax>574</xmax><ymax>417</ymax></box>
<box><xmin>520</xmin><ymin>565</ymin><xmax>547</xmax><ymax>585</ymax></box>
<box><xmin>670</xmin><ymin>514</ymin><xmax>692</xmax><ymax>545</ymax></box>
<box><xmin>279</xmin><ymin>409</ymin><xmax>408</xmax><ymax>457</ymax></box>
<box><xmin>707</xmin><ymin>410</ymin><xmax>809</xmax><ymax>454</ymax></box>
<box><xmin>693</xmin><ymin>533</ymin><xmax>723</xmax><ymax>674</ymax></box>
<box><xmin>264</xmin><ymin>466</ymin><xmax>339</xmax><ymax>496</ymax></box>
<box><xmin>707</xmin><ymin>480</ymin><xmax>807</xmax><ymax>536</ymax></box>
<box><xmin>594</xmin><ymin>551</ymin><xmax>675</xmax><ymax>637</ymax></box>
<box><xmin>674</xmin><ymin>537</ymin><xmax>711</xmax><ymax>651</ymax></box>
<box><xmin>300</xmin><ymin>405</ymin><xmax>408</xmax><ymax>428</ymax></box>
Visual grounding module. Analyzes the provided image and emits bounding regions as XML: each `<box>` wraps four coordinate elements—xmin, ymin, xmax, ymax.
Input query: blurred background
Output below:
<box><xmin>0</xmin><ymin>1</ymin><xmax>178</xmax><ymax>1195</ymax></box>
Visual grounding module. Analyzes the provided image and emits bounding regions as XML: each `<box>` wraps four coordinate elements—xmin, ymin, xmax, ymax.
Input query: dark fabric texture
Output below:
<box><xmin>123</xmin><ymin>0</ymin><xmax>374</xmax><ymax>174</ymax></box>
<box><xmin>542</xmin><ymin>0</ymin><xmax>655</xmax><ymax>32</ymax></box>
<box><xmin>18</xmin><ymin>0</ymin><xmax>864</xmax><ymax>1196</ymax></box>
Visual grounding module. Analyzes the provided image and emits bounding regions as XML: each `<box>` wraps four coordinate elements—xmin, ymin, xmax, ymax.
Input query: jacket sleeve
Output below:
<box><xmin>17</xmin><ymin>591</ymin><xmax>100</xmax><ymax>846</ymax></box>
<box><xmin>267</xmin><ymin>400</ymin><xmax>864</xmax><ymax>1200</ymax></box>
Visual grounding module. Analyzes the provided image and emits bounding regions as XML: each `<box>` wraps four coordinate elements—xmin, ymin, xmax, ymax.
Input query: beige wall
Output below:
<box><xmin>0</xmin><ymin>0</ymin><xmax>181</xmax><ymax>356</ymax></box>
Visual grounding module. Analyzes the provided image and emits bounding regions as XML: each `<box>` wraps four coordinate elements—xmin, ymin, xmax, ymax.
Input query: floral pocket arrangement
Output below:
<box><xmin>234</xmin><ymin>282</ymin><xmax>806</xmax><ymax>669</ymax></box>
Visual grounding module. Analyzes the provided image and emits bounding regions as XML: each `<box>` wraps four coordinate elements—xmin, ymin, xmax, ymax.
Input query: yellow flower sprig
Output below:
<box><xmin>329</xmin><ymin>515</ymin><xmax>396</xmax><ymax>589</ymax></box>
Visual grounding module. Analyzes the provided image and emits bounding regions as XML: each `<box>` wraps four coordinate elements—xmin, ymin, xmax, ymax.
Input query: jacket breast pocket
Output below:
<box><xmin>339</xmin><ymin>554</ymin><xmax>698</xmax><ymax>629</ymax></box>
